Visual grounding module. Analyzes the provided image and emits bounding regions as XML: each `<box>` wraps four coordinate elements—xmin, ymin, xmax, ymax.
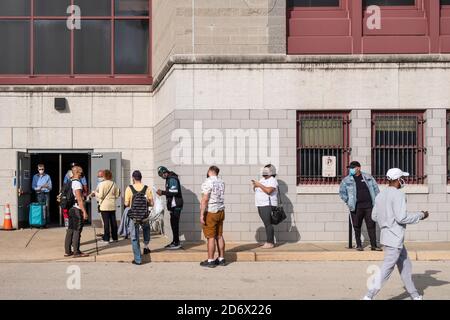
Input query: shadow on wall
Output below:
<box><xmin>176</xmin><ymin>186</ymin><xmax>202</xmax><ymax>242</ymax></box>
<box><xmin>255</xmin><ymin>179</ymin><xmax>301</xmax><ymax>244</ymax></box>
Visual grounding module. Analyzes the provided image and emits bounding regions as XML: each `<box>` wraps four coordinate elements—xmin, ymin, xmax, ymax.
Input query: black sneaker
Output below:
<box><xmin>143</xmin><ymin>248</ymin><xmax>151</xmax><ymax>255</ymax></box>
<box><xmin>371</xmin><ymin>247</ymin><xmax>382</xmax><ymax>251</ymax></box>
<box><xmin>215</xmin><ymin>258</ymin><xmax>227</xmax><ymax>266</ymax></box>
<box><xmin>166</xmin><ymin>242</ymin><xmax>182</xmax><ymax>250</ymax></box>
<box><xmin>200</xmin><ymin>260</ymin><xmax>217</xmax><ymax>268</ymax></box>
<box><xmin>356</xmin><ymin>246</ymin><xmax>364</xmax><ymax>251</ymax></box>
<box><xmin>132</xmin><ymin>260</ymin><xmax>141</xmax><ymax>265</ymax></box>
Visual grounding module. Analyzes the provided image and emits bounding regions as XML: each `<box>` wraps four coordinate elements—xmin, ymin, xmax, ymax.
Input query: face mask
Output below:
<box><xmin>399</xmin><ymin>178</ymin><xmax>406</xmax><ymax>189</ymax></box>
<box><xmin>349</xmin><ymin>168</ymin><xmax>357</xmax><ymax>176</ymax></box>
<box><xmin>98</xmin><ymin>177</ymin><xmax>105</xmax><ymax>183</ymax></box>
<box><xmin>38</xmin><ymin>170</ymin><xmax>44</xmax><ymax>174</ymax></box>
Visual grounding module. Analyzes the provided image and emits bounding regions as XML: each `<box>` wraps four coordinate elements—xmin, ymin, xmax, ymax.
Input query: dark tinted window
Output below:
<box><xmin>0</xmin><ymin>0</ymin><xmax>30</xmax><ymax>16</ymax></box>
<box><xmin>75</xmin><ymin>20</ymin><xmax>111</xmax><ymax>74</ymax></box>
<box><xmin>288</xmin><ymin>0</ymin><xmax>340</xmax><ymax>6</ymax></box>
<box><xmin>34</xmin><ymin>20</ymin><xmax>70</xmax><ymax>74</ymax></box>
<box><xmin>0</xmin><ymin>20</ymin><xmax>30</xmax><ymax>74</ymax></box>
<box><xmin>441</xmin><ymin>0</ymin><xmax>450</xmax><ymax>5</ymax></box>
<box><xmin>115</xmin><ymin>20</ymin><xmax>149</xmax><ymax>74</ymax></box>
<box><xmin>34</xmin><ymin>0</ymin><xmax>71</xmax><ymax>16</ymax></box>
<box><xmin>363</xmin><ymin>0</ymin><xmax>415</xmax><ymax>6</ymax></box>
<box><xmin>115</xmin><ymin>0</ymin><xmax>149</xmax><ymax>16</ymax></box>
<box><xmin>74</xmin><ymin>0</ymin><xmax>111</xmax><ymax>16</ymax></box>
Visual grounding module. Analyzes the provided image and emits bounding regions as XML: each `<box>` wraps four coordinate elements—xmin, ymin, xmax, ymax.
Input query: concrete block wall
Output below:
<box><xmin>404</xmin><ymin>109</ymin><xmax>450</xmax><ymax>241</ymax></box>
<box><xmin>152</xmin><ymin>0</ymin><xmax>287</xmax><ymax>78</ymax></box>
<box><xmin>0</xmin><ymin>89</ymin><xmax>154</xmax><ymax>228</ymax></box>
<box><xmin>152</xmin><ymin>106</ymin><xmax>450</xmax><ymax>243</ymax></box>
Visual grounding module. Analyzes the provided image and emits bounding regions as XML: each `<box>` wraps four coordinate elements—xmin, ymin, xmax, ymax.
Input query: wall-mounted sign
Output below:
<box><xmin>322</xmin><ymin>156</ymin><xmax>337</xmax><ymax>178</ymax></box>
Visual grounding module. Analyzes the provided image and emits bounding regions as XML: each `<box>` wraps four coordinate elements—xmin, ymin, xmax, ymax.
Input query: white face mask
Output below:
<box><xmin>399</xmin><ymin>178</ymin><xmax>406</xmax><ymax>189</ymax></box>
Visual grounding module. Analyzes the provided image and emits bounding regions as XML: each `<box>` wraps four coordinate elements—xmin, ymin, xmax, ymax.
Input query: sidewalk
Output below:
<box><xmin>1</xmin><ymin>227</ymin><xmax>449</xmax><ymax>263</ymax></box>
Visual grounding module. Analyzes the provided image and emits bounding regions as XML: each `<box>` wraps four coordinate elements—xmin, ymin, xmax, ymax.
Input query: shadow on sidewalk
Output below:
<box><xmin>389</xmin><ymin>270</ymin><xmax>450</xmax><ymax>300</ymax></box>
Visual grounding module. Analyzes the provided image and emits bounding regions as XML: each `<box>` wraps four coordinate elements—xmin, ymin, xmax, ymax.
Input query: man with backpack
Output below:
<box><xmin>124</xmin><ymin>170</ymin><xmax>154</xmax><ymax>265</ymax></box>
<box><xmin>156</xmin><ymin>166</ymin><xmax>184</xmax><ymax>250</ymax></box>
<box><xmin>63</xmin><ymin>165</ymin><xmax>89</xmax><ymax>258</ymax></box>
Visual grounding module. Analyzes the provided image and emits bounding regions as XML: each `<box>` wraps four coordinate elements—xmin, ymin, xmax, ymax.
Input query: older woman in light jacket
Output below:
<box><xmin>95</xmin><ymin>170</ymin><xmax>121</xmax><ymax>244</ymax></box>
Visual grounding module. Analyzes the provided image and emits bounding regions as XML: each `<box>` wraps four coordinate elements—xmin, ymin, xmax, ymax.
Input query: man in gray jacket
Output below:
<box><xmin>363</xmin><ymin>168</ymin><xmax>429</xmax><ymax>300</ymax></box>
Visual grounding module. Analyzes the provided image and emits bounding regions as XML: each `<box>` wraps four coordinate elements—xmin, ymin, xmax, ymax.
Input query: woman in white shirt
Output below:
<box><xmin>252</xmin><ymin>164</ymin><xmax>278</xmax><ymax>249</ymax></box>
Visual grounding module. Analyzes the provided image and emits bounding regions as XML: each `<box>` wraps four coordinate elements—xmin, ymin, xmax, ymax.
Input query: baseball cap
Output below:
<box><xmin>347</xmin><ymin>161</ymin><xmax>361</xmax><ymax>169</ymax></box>
<box><xmin>157</xmin><ymin>166</ymin><xmax>169</xmax><ymax>177</ymax></box>
<box><xmin>386</xmin><ymin>168</ymin><xmax>410</xmax><ymax>181</ymax></box>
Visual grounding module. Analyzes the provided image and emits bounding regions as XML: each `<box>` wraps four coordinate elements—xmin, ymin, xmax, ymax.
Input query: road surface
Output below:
<box><xmin>0</xmin><ymin>261</ymin><xmax>449</xmax><ymax>300</ymax></box>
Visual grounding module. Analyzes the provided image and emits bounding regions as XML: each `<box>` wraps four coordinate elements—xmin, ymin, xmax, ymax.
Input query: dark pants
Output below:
<box><xmin>351</xmin><ymin>207</ymin><xmax>377</xmax><ymax>248</ymax></box>
<box><xmin>101</xmin><ymin>211</ymin><xmax>118</xmax><ymax>242</ymax></box>
<box><xmin>170</xmin><ymin>208</ymin><xmax>182</xmax><ymax>244</ymax></box>
<box><xmin>258</xmin><ymin>206</ymin><xmax>274</xmax><ymax>244</ymax></box>
<box><xmin>64</xmin><ymin>208</ymin><xmax>84</xmax><ymax>254</ymax></box>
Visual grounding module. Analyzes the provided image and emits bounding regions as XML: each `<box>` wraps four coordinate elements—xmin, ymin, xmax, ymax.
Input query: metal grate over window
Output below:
<box><xmin>297</xmin><ymin>112</ymin><xmax>351</xmax><ymax>185</ymax></box>
<box><xmin>372</xmin><ymin>111</ymin><xmax>426</xmax><ymax>184</ymax></box>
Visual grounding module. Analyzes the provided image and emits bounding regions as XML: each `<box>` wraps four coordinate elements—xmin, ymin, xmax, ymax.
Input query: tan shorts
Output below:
<box><xmin>202</xmin><ymin>210</ymin><xmax>225</xmax><ymax>239</ymax></box>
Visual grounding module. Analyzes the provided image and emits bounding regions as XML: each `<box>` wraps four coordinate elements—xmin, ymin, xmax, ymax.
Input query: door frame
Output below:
<box><xmin>19</xmin><ymin>149</ymin><xmax>94</xmax><ymax>227</ymax></box>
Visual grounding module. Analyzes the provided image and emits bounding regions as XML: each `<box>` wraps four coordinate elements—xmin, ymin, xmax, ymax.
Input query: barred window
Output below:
<box><xmin>372</xmin><ymin>112</ymin><xmax>425</xmax><ymax>184</ymax></box>
<box><xmin>297</xmin><ymin>112</ymin><xmax>350</xmax><ymax>184</ymax></box>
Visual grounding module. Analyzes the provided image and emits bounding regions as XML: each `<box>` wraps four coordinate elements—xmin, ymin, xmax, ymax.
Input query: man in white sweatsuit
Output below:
<box><xmin>363</xmin><ymin>168</ymin><xmax>429</xmax><ymax>300</ymax></box>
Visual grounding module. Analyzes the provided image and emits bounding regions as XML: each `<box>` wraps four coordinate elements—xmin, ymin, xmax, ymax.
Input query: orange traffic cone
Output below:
<box><xmin>2</xmin><ymin>204</ymin><xmax>14</xmax><ymax>231</ymax></box>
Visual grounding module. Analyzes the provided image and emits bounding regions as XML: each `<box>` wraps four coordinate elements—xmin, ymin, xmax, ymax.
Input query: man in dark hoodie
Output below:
<box><xmin>157</xmin><ymin>166</ymin><xmax>184</xmax><ymax>250</ymax></box>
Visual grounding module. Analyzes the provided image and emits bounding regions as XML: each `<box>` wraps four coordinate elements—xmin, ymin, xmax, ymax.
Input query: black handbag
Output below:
<box><xmin>269</xmin><ymin>187</ymin><xmax>286</xmax><ymax>225</ymax></box>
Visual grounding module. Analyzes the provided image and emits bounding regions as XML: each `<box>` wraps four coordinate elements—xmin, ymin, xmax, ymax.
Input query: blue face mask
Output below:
<box><xmin>349</xmin><ymin>168</ymin><xmax>357</xmax><ymax>176</ymax></box>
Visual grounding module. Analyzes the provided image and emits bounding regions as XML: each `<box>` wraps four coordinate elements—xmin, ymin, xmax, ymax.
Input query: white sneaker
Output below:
<box><xmin>362</xmin><ymin>296</ymin><xmax>372</xmax><ymax>300</ymax></box>
<box><xmin>413</xmin><ymin>295</ymin><xmax>423</xmax><ymax>300</ymax></box>
<box><xmin>98</xmin><ymin>240</ymin><xmax>110</xmax><ymax>245</ymax></box>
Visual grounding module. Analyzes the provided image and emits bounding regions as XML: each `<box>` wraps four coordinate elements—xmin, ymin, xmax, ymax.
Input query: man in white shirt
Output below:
<box><xmin>200</xmin><ymin>166</ymin><xmax>226</xmax><ymax>268</ymax></box>
<box><xmin>363</xmin><ymin>168</ymin><xmax>429</xmax><ymax>300</ymax></box>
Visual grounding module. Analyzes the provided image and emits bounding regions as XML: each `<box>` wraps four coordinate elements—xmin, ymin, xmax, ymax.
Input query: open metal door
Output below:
<box><xmin>17</xmin><ymin>152</ymin><xmax>31</xmax><ymax>228</ymax></box>
<box><xmin>90</xmin><ymin>152</ymin><xmax>122</xmax><ymax>225</ymax></box>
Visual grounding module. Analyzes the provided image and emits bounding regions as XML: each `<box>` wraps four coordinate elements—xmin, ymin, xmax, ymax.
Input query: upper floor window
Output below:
<box><xmin>288</xmin><ymin>0</ymin><xmax>339</xmax><ymax>6</ymax></box>
<box><xmin>372</xmin><ymin>111</ymin><xmax>425</xmax><ymax>184</ymax></box>
<box><xmin>297</xmin><ymin>112</ymin><xmax>350</xmax><ymax>185</ymax></box>
<box><xmin>363</xmin><ymin>0</ymin><xmax>415</xmax><ymax>5</ymax></box>
<box><xmin>0</xmin><ymin>0</ymin><xmax>151</xmax><ymax>84</ymax></box>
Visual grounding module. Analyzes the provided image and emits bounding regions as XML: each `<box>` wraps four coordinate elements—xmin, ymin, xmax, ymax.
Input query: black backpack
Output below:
<box><xmin>59</xmin><ymin>179</ymin><xmax>79</xmax><ymax>210</ymax></box>
<box><xmin>128</xmin><ymin>185</ymin><xmax>150</xmax><ymax>221</ymax></box>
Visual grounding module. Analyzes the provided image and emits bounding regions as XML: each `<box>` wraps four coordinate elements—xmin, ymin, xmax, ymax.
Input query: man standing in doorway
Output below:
<box><xmin>339</xmin><ymin>161</ymin><xmax>381</xmax><ymax>251</ymax></box>
<box><xmin>32</xmin><ymin>164</ymin><xmax>52</xmax><ymax>225</ymax></box>
<box><xmin>200</xmin><ymin>166</ymin><xmax>226</xmax><ymax>268</ymax></box>
<box><xmin>157</xmin><ymin>166</ymin><xmax>184</xmax><ymax>250</ymax></box>
<box><xmin>64</xmin><ymin>165</ymin><xmax>89</xmax><ymax>258</ymax></box>
<box><xmin>363</xmin><ymin>168</ymin><xmax>429</xmax><ymax>300</ymax></box>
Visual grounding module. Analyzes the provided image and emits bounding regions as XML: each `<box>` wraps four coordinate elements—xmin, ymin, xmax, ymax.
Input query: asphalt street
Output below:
<box><xmin>0</xmin><ymin>261</ymin><xmax>449</xmax><ymax>300</ymax></box>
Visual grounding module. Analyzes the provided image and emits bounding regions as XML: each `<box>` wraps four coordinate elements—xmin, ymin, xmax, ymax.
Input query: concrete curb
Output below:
<box><xmin>2</xmin><ymin>251</ymin><xmax>450</xmax><ymax>264</ymax></box>
<box><xmin>26</xmin><ymin>250</ymin><xmax>446</xmax><ymax>263</ymax></box>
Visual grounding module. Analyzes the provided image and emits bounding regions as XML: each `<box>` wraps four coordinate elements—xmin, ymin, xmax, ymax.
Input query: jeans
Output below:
<box><xmin>130</xmin><ymin>219</ymin><xmax>150</xmax><ymax>264</ymax></box>
<box><xmin>64</xmin><ymin>208</ymin><xmax>84</xmax><ymax>254</ymax></box>
<box><xmin>170</xmin><ymin>208</ymin><xmax>182</xmax><ymax>244</ymax></box>
<box><xmin>101</xmin><ymin>211</ymin><xmax>118</xmax><ymax>242</ymax></box>
<box><xmin>350</xmin><ymin>207</ymin><xmax>377</xmax><ymax>248</ymax></box>
<box><xmin>257</xmin><ymin>206</ymin><xmax>274</xmax><ymax>244</ymax></box>
<box><xmin>37</xmin><ymin>192</ymin><xmax>50</xmax><ymax>224</ymax></box>
<box><xmin>365</xmin><ymin>246</ymin><xmax>420</xmax><ymax>299</ymax></box>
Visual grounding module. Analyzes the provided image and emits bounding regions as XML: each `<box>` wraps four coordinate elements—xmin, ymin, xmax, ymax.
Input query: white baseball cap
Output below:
<box><xmin>386</xmin><ymin>168</ymin><xmax>410</xmax><ymax>181</ymax></box>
